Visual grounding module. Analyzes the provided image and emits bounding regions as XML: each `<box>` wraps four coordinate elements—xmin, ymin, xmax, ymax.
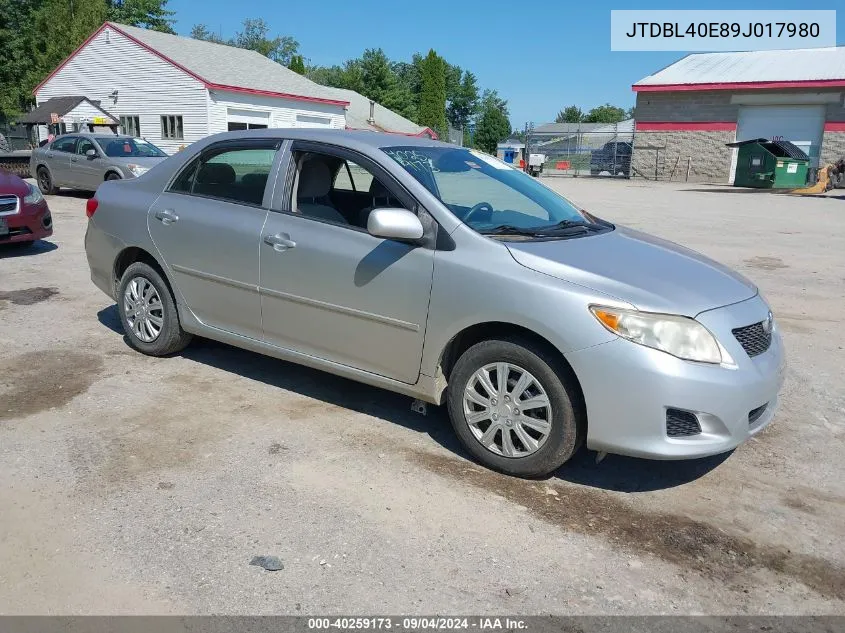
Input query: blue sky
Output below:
<box><xmin>166</xmin><ymin>1</ymin><xmax>844</xmax><ymax>127</ymax></box>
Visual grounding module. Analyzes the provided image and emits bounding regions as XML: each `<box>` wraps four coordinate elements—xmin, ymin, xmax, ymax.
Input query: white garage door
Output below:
<box><xmin>227</xmin><ymin>108</ymin><xmax>270</xmax><ymax>130</ymax></box>
<box><xmin>731</xmin><ymin>105</ymin><xmax>825</xmax><ymax>180</ymax></box>
<box><xmin>295</xmin><ymin>114</ymin><xmax>333</xmax><ymax>128</ymax></box>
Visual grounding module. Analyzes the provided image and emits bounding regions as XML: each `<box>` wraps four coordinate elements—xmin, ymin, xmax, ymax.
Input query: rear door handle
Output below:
<box><xmin>263</xmin><ymin>232</ymin><xmax>296</xmax><ymax>252</ymax></box>
<box><xmin>154</xmin><ymin>209</ymin><xmax>179</xmax><ymax>225</ymax></box>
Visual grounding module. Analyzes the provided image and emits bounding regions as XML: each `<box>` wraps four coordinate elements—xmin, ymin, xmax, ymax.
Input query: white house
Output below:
<box><xmin>34</xmin><ymin>22</ymin><xmax>351</xmax><ymax>153</ymax></box>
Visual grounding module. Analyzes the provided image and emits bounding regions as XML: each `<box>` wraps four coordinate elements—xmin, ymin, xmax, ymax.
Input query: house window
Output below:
<box><xmin>161</xmin><ymin>115</ymin><xmax>184</xmax><ymax>140</ymax></box>
<box><xmin>120</xmin><ymin>115</ymin><xmax>140</xmax><ymax>137</ymax></box>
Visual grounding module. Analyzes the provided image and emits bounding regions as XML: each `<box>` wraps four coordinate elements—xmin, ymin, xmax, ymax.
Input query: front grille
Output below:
<box><xmin>666</xmin><ymin>408</ymin><xmax>702</xmax><ymax>437</ymax></box>
<box><xmin>732</xmin><ymin>321</ymin><xmax>772</xmax><ymax>357</ymax></box>
<box><xmin>748</xmin><ymin>404</ymin><xmax>768</xmax><ymax>426</ymax></box>
<box><xmin>0</xmin><ymin>196</ymin><xmax>19</xmax><ymax>216</ymax></box>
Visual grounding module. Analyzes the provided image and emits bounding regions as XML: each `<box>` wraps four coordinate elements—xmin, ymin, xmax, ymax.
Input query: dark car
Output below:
<box><xmin>0</xmin><ymin>169</ymin><xmax>53</xmax><ymax>247</ymax></box>
<box><xmin>590</xmin><ymin>141</ymin><xmax>632</xmax><ymax>176</ymax></box>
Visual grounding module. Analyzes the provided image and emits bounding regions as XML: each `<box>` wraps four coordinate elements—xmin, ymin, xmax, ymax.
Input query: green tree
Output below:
<box><xmin>446</xmin><ymin>70</ymin><xmax>479</xmax><ymax>131</ymax></box>
<box><xmin>584</xmin><ymin>103</ymin><xmax>628</xmax><ymax>123</ymax></box>
<box><xmin>190</xmin><ymin>24</ymin><xmax>225</xmax><ymax>43</ymax></box>
<box><xmin>106</xmin><ymin>0</ymin><xmax>174</xmax><ymax>32</ymax></box>
<box><xmin>308</xmin><ymin>59</ymin><xmax>365</xmax><ymax>94</ymax></box>
<box><xmin>0</xmin><ymin>0</ymin><xmax>40</xmax><ymax>119</ymax></box>
<box><xmin>190</xmin><ymin>18</ymin><xmax>300</xmax><ymax>66</ymax></box>
<box><xmin>288</xmin><ymin>54</ymin><xmax>306</xmax><ymax>75</ymax></box>
<box><xmin>392</xmin><ymin>57</ymin><xmax>421</xmax><ymax>96</ymax></box>
<box><xmin>231</xmin><ymin>18</ymin><xmax>299</xmax><ymax>66</ymax></box>
<box><xmin>417</xmin><ymin>49</ymin><xmax>447</xmax><ymax>138</ymax></box>
<box><xmin>555</xmin><ymin>105</ymin><xmax>583</xmax><ymax>123</ymax></box>
<box><xmin>474</xmin><ymin>89</ymin><xmax>511</xmax><ymax>153</ymax></box>
<box><xmin>359</xmin><ymin>49</ymin><xmax>415</xmax><ymax>121</ymax></box>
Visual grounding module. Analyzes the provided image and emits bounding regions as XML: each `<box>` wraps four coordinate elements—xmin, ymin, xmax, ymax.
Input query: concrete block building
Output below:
<box><xmin>632</xmin><ymin>47</ymin><xmax>845</xmax><ymax>183</ymax></box>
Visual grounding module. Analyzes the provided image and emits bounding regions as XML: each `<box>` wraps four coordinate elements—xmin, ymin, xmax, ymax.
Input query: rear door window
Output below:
<box><xmin>169</xmin><ymin>141</ymin><xmax>279</xmax><ymax>207</ymax></box>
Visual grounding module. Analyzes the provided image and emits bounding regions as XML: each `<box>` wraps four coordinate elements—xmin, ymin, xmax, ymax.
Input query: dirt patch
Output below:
<box><xmin>68</xmin><ymin>401</ymin><xmax>225</xmax><ymax>489</ymax></box>
<box><xmin>0</xmin><ymin>287</ymin><xmax>59</xmax><ymax>306</ymax></box>
<box><xmin>744</xmin><ymin>256</ymin><xmax>788</xmax><ymax>271</ymax></box>
<box><xmin>0</xmin><ymin>350</ymin><xmax>102</xmax><ymax>422</ymax></box>
<box><xmin>782</xmin><ymin>495</ymin><xmax>818</xmax><ymax>515</ymax></box>
<box><xmin>409</xmin><ymin>449</ymin><xmax>845</xmax><ymax>601</ymax></box>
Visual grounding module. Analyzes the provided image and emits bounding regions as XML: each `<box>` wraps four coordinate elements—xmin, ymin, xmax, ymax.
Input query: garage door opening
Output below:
<box><xmin>730</xmin><ymin>105</ymin><xmax>824</xmax><ymax>182</ymax></box>
<box><xmin>295</xmin><ymin>114</ymin><xmax>332</xmax><ymax>128</ymax></box>
<box><xmin>226</xmin><ymin>108</ymin><xmax>270</xmax><ymax>132</ymax></box>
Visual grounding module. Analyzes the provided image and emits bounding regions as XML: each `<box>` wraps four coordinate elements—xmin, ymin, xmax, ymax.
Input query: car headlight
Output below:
<box><xmin>590</xmin><ymin>305</ymin><xmax>734</xmax><ymax>365</ymax></box>
<box><xmin>24</xmin><ymin>182</ymin><xmax>43</xmax><ymax>204</ymax></box>
<box><xmin>127</xmin><ymin>164</ymin><xmax>149</xmax><ymax>177</ymax></box>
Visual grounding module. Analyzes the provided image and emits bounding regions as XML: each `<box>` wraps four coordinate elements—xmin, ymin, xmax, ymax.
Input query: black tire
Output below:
<box><xmin>37</xmin><ymin>167</ymin><xmax>58</xmax><ymax>195</ymax></box>
<box><xmin>106</xmin><ymin>172</ymin><xmax>121</xmax><ymax>181</ymax></box>
<box><xmin>117</xmin><ymin>261</ymin><xmax>192</xmax><ymax>356</ymax></box>
<box><xmin>447</xmin><ymin>337</ymin><xmax>584</xmax><ymax>478</ymax></box>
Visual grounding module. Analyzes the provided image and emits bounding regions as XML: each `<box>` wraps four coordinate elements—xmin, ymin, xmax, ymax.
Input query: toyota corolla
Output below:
<box><xmin>84</xmin><ymin>130</ymin><xmax>785</xmax><ymax>477</ymax></box>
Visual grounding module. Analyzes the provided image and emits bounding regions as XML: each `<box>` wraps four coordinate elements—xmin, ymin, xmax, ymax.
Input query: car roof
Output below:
<box><xmin>53</xmin><ymin>133</ymin><xmax>134</xmax><ymax>141</ymax></box>
<box><xmin>210</xmin><ymin>128</ymin><xmax>454</xmax><ymax>150</ymax></box>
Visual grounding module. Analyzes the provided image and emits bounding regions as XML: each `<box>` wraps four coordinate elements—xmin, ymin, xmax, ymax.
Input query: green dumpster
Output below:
<box><xmin>726</xmin><ymin>138</ymin><xmax>810</xmax><ymax>189</ymax></box>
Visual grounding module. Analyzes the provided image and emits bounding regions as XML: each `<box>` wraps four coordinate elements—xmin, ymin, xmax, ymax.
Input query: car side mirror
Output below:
<box><xmin>86</xmin><ymin>149</ymin><xmax>98</xmax><ymax>159</ymax></box>
<box><xmin>367</xmin><ymin>207</ymin><xmax>424</xmax><ymax>241</ymax></box>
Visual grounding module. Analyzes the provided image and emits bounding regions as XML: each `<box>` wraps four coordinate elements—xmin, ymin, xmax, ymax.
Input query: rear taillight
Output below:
<box><xmin>85</xmin><ymin>198</ymin><xmax>98</xmax><ymax>218</ymax></box>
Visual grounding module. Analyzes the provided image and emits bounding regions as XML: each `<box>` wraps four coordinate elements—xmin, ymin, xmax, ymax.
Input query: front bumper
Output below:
<box><xmin>566</xmin><ymin>294</ymin><xmax>786</xmax><ymax>459</ymax></box>
<box><xmin>0</xmin><ymin>199</ymin><xmax>52</xmax><ymax>244</ymax></box>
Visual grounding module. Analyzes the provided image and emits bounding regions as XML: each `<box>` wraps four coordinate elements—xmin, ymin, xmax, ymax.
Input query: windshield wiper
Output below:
<box><xmin>539</xmin><ymin>220</ymin><xmax>605</xmax><ymax>233</ymax></box>
<box><xmin>478</xmin><ymin>225</ymin><xmax>547</xmax><ymax>237</ymax></box>
<box><xmin>478</xmin><ymin>220</ymin><xmax>604</xmax><ymax>238</ymax></box>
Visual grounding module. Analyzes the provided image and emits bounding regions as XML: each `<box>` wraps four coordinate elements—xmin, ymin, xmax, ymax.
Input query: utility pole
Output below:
<box><xmin>523</xmin><ymin>122</ymin><xmax>529</xmax><ymax>172</ymax></box>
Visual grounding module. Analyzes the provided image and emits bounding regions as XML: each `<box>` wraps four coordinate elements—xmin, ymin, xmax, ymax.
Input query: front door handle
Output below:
<box><xmin>154</xmin><ymin>209</ymin><xmax>179</xmax><ymax>225</ymax></box>
<box><xmin>263</xmin><ymin>232</ymin><xmax>296</xmax><ymax>252</ymax></box>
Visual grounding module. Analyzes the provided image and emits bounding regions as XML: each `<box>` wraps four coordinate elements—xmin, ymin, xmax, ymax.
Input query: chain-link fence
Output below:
<box><xmin>524</xmin><ymin>120</ymin><xmax>635</xmax><ymax>177</ymax></box>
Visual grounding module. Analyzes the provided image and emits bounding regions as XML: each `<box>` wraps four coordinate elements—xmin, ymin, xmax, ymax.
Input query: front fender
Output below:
<box><xmin>419</xmin><ymin>238</ymin><xmax>624</xmax><ymax>379</ymax></box>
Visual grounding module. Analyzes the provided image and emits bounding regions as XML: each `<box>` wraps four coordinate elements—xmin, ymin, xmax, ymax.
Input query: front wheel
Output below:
<box><xmin>447</xmin><ymin>338</ymin><xmax>584</xmax><ymax>478</ymax></box>
<box><xmin>106</xmin><ymin>172</ymin><xmax>122</xmax><ymax>181</ymax></box>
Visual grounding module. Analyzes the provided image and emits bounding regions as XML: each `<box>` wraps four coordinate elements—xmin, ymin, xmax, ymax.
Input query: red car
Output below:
<box><xmin>0</xmin><ymin>169</ymin><xmax>53</xmax><ymax>247</ymax></box>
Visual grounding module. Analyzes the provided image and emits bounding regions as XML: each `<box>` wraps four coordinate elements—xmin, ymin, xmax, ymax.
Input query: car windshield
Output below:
<box><xmin>101</xmin><ymin>138</ymin><xmax>167</xmax><ymax>158</ymax></box>
<box><xmin>382</xmin><ymin>146</ymin><xmax>597</xmax><ymax>235</ymax></box>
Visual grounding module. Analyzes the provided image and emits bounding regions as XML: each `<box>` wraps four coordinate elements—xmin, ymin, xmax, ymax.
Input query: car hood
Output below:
<box><xmin>0</xmin><ymin>169</ymin><xmax>29</xmax><ymax>197</ymax></box>
<box><xmin>506</xmin><ymin>226</ymin><xmax>757</xmax><ymax>316</ymax></box>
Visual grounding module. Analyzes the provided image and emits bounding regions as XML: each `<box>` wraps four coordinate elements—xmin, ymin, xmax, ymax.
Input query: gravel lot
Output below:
<box><xmin>1</xmin><ymin>178</ymin><xmax>844</xmax><ymax>615</ymax></box>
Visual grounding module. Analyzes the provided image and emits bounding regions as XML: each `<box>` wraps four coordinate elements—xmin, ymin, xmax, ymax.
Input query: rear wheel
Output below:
<box><xmin>37</xmin><ymin>167</ymin><xmax>58</xmax><ymax>195</ymax></box>
<box><xmin>447</xmin><ymin>338</ymin><xmax>584</xmax><ymax>478</ymax></box>
<box><xmin>117</xmin><ymin>262</ymin><xmax>192</xmax><ymax>356</ymax></box>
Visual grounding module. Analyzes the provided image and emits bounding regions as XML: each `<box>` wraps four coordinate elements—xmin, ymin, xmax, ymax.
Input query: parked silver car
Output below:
<box><xmin>30</xmin><ymin>134</ymin><xmax>168</xmax><ymax>194</ymax></box>
<box><xmin>84</xmin><ymin>130</ymin><xmax>785</xmax><ymax>477</ymax></box>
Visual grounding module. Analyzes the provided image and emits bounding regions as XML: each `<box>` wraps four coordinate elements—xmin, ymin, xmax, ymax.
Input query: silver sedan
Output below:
<box><xmin>30</xmin><ymin>133</ymin><xmax>167</xmax><ymax>193</ymax></box>
<box><xmin>83</xmin><ymin>129</ymin><xmax>785</xmax><ymax>477</ymax></box>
